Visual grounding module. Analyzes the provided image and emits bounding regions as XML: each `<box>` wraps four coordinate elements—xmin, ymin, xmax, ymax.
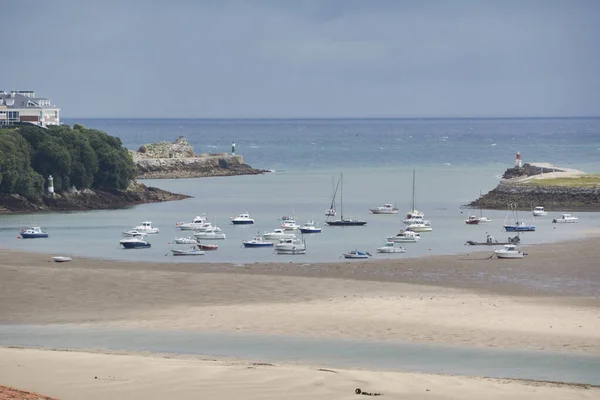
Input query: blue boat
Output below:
<box><xmin>20</xmin><ymin>226</ymin><xmax>49</xmax><ymax>239</ymax></box>
<box><xmin>230</xmin><ymin>212</ymin><xmax>255</xmax><ymax>225</ymax></box>
<box><xmin>243</xmin><ymin>236</ymin><xmax>274</xmax><ymax>248</ymax></box>
<box><xmin>504</xmin><ymin>222</ymin><xmax>535</xmax><ymax>232</ymax></box>
<box><xmin>119</xmin><ymin>235</ymin><xmax>151</xmax><ymax>249</ymax></box>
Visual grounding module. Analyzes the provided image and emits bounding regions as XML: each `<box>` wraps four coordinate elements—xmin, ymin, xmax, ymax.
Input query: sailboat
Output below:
<box><xmin>325</xmin><ymin>176</ymin><xmax>339</xmax><ymax>217</ymax></box>
<box><xmin>478</xmin><ymin>189</ymin><xmax>492</xmax><ymax>223</ymax></box>
<box><xmin>404</xmin><ymin>168</ymin><xmax>424</xmax><ymax>222</ymax></box>
<box><xmin>325</xmin><ymin>173</ymin><xmax>367</xmax><ymax>226</ymax></box>
<box><xmin>503</xmin><ymin>203</ymin><xmax>535</xmax><ymax>232</ymax></box>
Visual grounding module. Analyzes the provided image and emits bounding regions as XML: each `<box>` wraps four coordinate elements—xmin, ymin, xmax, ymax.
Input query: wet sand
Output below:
<box><xmin>1</xmin><ymin>236</ymin><xmax>599</xmax><ymax>399</ymax></box>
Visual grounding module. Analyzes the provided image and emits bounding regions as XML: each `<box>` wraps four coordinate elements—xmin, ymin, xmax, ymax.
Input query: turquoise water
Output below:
<box><xmin>2</xmin><ymin>324</ymin><xmax>599</xmax><ymax>385</ymax></box>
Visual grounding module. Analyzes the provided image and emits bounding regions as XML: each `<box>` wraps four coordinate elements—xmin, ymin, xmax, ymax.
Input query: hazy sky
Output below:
<box><xmin>2</xmin><ymin>0</ymin><xmax>599</xmax><ymax>118</ymax></box>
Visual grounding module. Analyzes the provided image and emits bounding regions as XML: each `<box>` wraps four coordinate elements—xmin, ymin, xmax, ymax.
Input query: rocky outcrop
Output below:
<box><xmin>502</xmin><ymin>163</ymin><xmax>564</xmax><ymax>179</ymax></box>
<box><xmin>468</xmin><ymin>183</ymin><xmax>600</xmax><ymax>211</ymax></box>
<box><xmin>131</xmin><ymin>137</ymin><xmax>269</xmax><ymax>179</ymax></box>
<box><xmin>0</xmin><ymin>181</ymin><xmax>191</xmax><ymax>214</ymax></box>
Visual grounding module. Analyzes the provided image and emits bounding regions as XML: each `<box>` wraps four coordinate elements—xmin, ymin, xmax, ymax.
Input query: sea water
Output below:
<box><xmin>1</xmin><ymin>118</ymin><xmax>599</xmax><ymax>264</ymax></box>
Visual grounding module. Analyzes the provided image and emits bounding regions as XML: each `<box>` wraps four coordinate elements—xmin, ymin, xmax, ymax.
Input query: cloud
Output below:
<box><xmin>2</xmin><ymin>0</ymin><xmax>599</xmax><ymax>117</ymax></box>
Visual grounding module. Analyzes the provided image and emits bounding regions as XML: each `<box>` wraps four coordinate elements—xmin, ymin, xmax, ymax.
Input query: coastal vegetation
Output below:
<box><xmin>512</xmin><ymin>175</ymin><xmax>600</xmax><ymax>188</ymax></box>
<box><xmin>0</xmin><ymin>124</ymin><xmax>135</xmax><ymax>200</ymax></box>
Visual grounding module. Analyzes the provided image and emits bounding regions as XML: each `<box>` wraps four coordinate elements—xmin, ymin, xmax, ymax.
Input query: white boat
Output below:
<box><xmin>552</xmin><ymin>213</ymin><xmax>579</xmax><ymax>223</ymax></box>
<box><xmin>230</xmin><ymin>213</ymin><xmax>255</xmax><ymax>225</ymax></box>
<box><xmin>494</xmin><ymin>244</ymin><xmax>526</xmax><ymax>259</ymax></box>
<box><xmin>405</xmin><ymin>220</ymin><xmax>432</xmax><ymax>232</ymax></box>
<box><xmin>386</xmin><ymin>230</ymin><xmax>421</xmax><ymax>243</ymax></box>
<box><xmin>176</xmin><ymin>214</ymin><xmax>208</xmax><ymax>230</ymax></box>
<box><xmin>533</xmin><ymin>206</ymin><xmax>547</xmax><ymax>217</ymax></box>
<box><xmin>299</xmin><ymin>221</ymin><xmax>322</xmax><ymax>234</ymax></box>
<box><xmin>376</xmin><ymin>242</ymin><xmax>406</xmax><ymax>253</ymax></box>
<box><xmin>281</xmin><ymin>220</ymin><xmax>300</xmax><ymax>230</ymax></box>
<box><xmin>263</xmin><ymin>229</ymin><xmax>296</xmax><ymax>240</ymax></box>
<box><xmin>243</xmin><ymin>236</ymin><xmax>274</xmax><ymax>248</ymax></box>
<box><xmin>174</xmin><ymin>236</ymin><xmax>199</xmax><ymax>245</ymax></box>
<box><xmin>52</xmin><ymin>256</ymin><xmax>72</xmax><ymax>262</ymax></box>
<box><xmin>405</xmin><ymin>168</ymin><xmax>425</xmax><ymax>221</ymax></box>
<box><xmin>191</xmin><ymin>222</ymin><xmax>221</xmax><ymax>232</ymax></box>
<box><xmin>194</xmin><ymin>228</ymin><xmax>226</xmax><ymax>240</ymax></box>
<box><xmin>122</xmin><ymin>229</ymin><xmax>146</xmax><ymax>237</ymax></box>
<box><xmin>478</xmin><ymin>216</ymin><xmax>492</xmax><ymax>223</ymax></box>
<box><xmin>403</xmin><ymin>214</ymin><xmax>425</xmax><ymax>225</ymax></box>
<box><xmin>131</xmin><ymin>221</ymin><xmax>159</xmax><ymax>234</ymax></box>
<box><xmin>274</xmin><ymin>237</ymin><xmax>306</xmax><ymax>254</ymax></box>
<box><xmin>171</xmin><ymin>246</ymin><xmax>205</xmax><ymax>256</ymax></box>
<box><xmin>370</xmin><ymin>203</ymin><xmax>399</xmax><ymax>214</ymax></box>
<box><xmin>343</xmin><ymin>250</ymin><xmax>371</xmax><ymax>259</ymax></box>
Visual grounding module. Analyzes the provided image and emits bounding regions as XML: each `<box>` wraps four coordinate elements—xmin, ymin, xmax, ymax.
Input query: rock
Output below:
<box><xmin>130</xmin><ymin>136</ymin><xmax>269</xmax><ymax>179</ymax></box>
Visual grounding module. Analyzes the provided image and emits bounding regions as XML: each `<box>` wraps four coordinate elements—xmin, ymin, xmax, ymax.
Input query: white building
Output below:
<box><xmin>0</xmin><ymin>90</ymin><xmax>60</xmax><ymax>127</ymax></box>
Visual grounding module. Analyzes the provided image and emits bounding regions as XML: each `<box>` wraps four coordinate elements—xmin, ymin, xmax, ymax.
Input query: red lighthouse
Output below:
<box><xmin>515</xmin><ymin>151</ymin><xmax>522</xmax><ymax>168</ymax></box>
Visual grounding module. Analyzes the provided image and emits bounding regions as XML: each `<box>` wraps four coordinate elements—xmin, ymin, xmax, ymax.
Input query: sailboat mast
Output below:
<box><xmin>340</xmin><ymin>172</ymin><xmax>344</xmax><ymax>219</ymax></box>
<box><xmin>411</xmin><ymin>168</ymin><xmax>416</xmax><ymax>212</ymax></box>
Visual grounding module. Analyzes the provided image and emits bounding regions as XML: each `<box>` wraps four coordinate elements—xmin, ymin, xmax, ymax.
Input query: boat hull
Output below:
<box><xmin>370</xmin><ymin>209</ymin><xmax>399</xmax><ymax>214</ymax></box>
<box><xmin>52</xmin><ymin>256</ymin><xmax>72</xmax><ymax>262</ymax></box>
<box><xmin>171</xmin><ymin>249</ymin><xmax>205</xmax><ymax>256</ymax></box>
<box><xmin>231</xmin><ymin>220</ymin><xmax>254</xmax><ymax>225</ymax></box>
<box><xmin>504</xmin><ymin>225</ymin><xmax>535</xmax><ymax>232</ymax></box>
<box><xmin>243</xmin><ymin>242</ymin><xmax>274</xmax><ymax>248</ymax></box>
<box><xmin>377</xmin><ymin>248</ymin><xmax>406</xmax><ymax>253</ymax></box>
<box><xmin>325</xmin><ymin>220</ymin><xmax>367</xmax><ymax>226</ymax></box>
<box><xmin>20</xmin><ymin>233</ymin><xmax>48</xmax><ymax>239</ymax></box>
<box><xmin>198</xmin><ymin>244</ymin><xmax>218</xmax><ymax>250</ymax></box>
<box><xmin>120</xmin><ymin>242</ymin><xmax>151</xmax><ymax>249</ymax></box>
<box><xmin>299</xmin><ymin>228</ymin><xmax>322</xmax><ymax>233</ymax></box>
<box><xmin>494</xmin><ymin>252</ymin><xmax>524</xmax><ymax>259</ymax></box>
<box><xmin>275</xmin><ymin>248</ymin><xmax>306</xmax><ymax>254</ymax></box>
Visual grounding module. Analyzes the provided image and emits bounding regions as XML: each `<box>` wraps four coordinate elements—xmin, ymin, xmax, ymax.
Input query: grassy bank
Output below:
<box><xmin>513</xmin><ymin>174</ymin><xmax>600</xmax><ymax>187</ymax></box>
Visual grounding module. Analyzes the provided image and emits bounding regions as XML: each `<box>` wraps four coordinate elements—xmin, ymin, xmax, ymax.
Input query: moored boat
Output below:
<box><xmin>194</xmin><ymin>228</ymin><xmax>226</xmax><ymax>240</ymax></box>
<box><xmin>465</xmin><ymin>234</ymin><xmax>520</xmax><ymax>246</ymax></box>
<box><xmin>299</xmin><ymin>221</ymin><xmax>322</xmax><ymax>234</ymax></box>
<box><xmin>119</xmin><ymin>235</ymin><xmax>151</xmax><ymax>249</ymax></box>
<box><xmin>230</xmin><ymin>213</ymin><xmax>255</xmax><ymax>225</ymax></box>
<box><xmin>274</xmin><ymin>237</ymin><xmax>306</xmax><ymax>254</ymax></box>
<box><xmin>198</xmin><ymin>243</ymin><xmax>219</xmax><ymax>251</ymax></box>
<box><xmin>376</xmin><ymin>242</ymin><xmax>406</xmax><ymax>253</ymax></box>
<box><xmin>552</xmin><ymin>213</ymin><xmax>579</xmax><ymax>223</ymax></box>
<box><xmin>52</xmin><ymin>256</ymin><xmax>72</xmax><ymax>262</ymax></box>
<box><xmin>494</xmin><ymin>244</ymin><xmax>526</xmax><ymax>259</ymax></box>
<box><xmin>465</xmin><ymin>215</ymin><xmax>480</xmax><ymax>225</ymax></box>
<box><xmin>386</xmin><ymin>230</ymin><xmax>421</xmax><ymax>243</ymax></box>
<box><xmin>343</xmin><ymin>249</ymin><xmax>371</xmax><ymax>259</ymax></box>
<box><xmin>176</xmin><ymin>214</ymin><xmax>208</xmax><ymax>230</ymax></box>
<box><xmin>20</xmin><ymin>226</ymin><xmax>48</xmax><ymax>239</ymax></box>
<box><xmin>131</xmin><ymin>221</ymin><xmax>159</xmax><ymax>234</ymax></box>
<box><xmin>370</xmin><ymin>203</ymin><xmax>399</xmax><ymax>214</ymax></box>
<box><xmin>325</xmin><ymin>173</ymin><xmax>367</xmax><ymax>226</ymax></box>
<box><xmin>173</xmin><ymin>236</ymin><xmax>199</xmax><ymax>245</ymax></box>
<box><xmin>171</xmin><ymin>246</ymin><xmax>205</xmax><ymax>256</ymax></box>
<box><xmin>533</xmin><ymin>206</ymin><xmax>547</xmax><ymax>217</ymax></box>
<box><xmin>243</xmin><ymin>236</ymin><xmax>274</xmax><ymax>248</ymax></box>
<box><xmin>281</xmin><ymin>220</ymin><xmax>300</xmax><ymax>230</ymax></box>
<box><xmin>263</xmin><ymin>229</ymin><xmax>296</xmax><ymax>240</ymax></box>
<box><xmin>405</xmin><ymin>220</ymin><xmax>432</xmax><ymax>232</ymax></box>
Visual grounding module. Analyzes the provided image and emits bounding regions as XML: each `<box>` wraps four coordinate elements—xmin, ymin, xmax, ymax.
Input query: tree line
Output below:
<box><xmin>0</xmin><ymin>124</ymin><xmax>135</xmax><ymax>200</ymax></box>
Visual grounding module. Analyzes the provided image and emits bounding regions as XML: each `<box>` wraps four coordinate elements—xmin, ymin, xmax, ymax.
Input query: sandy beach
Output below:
<box><xmin>1</xmin><ymin>236</ymin><xmax>599</xmax><ymax>399</ymax></box>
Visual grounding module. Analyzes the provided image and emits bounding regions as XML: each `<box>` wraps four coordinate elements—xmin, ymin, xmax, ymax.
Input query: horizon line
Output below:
<box><xmin>62</xmin><ymin>115</ymin><xmax>600</xmax><ymax>121</ymax></box>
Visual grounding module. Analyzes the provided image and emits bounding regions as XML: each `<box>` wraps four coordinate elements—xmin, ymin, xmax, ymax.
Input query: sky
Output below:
<box><xmin>2</xmin><ymin>0</ymin><xmax>599</xmax><ymax>118</ymax></box>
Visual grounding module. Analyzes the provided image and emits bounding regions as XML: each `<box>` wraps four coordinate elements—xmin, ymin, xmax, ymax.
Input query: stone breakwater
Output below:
<box><xmin>468</xmin><ymin>183</ymin><xmax>600</xmax><ymax>212</ymax></box>
<box><xmin>131</xmin><ymin>136</ymin><xmax>269</xmax><ymax>179</ymax></box>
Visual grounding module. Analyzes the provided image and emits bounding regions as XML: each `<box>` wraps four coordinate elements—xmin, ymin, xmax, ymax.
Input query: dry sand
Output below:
<box><xmin>1</xmin><ymin>348</ymin><xmax>599</xmax><ymax>400</ymax></box>
<box><xmin>1</xmin><ymin>236</ymin><xmax>599</xmax><ymax>399</ymax></box>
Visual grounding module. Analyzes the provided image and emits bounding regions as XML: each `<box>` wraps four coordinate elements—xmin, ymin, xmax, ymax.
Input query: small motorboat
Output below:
<box><xmin>533</xmin><ymin>206</ymin><xmax>547</xmax><ymax>217</ymax></box>
<box><xmin>198</xmin><ymin>243</ymin><xmax>218</xmax><ymax>250</ymax></box>
<box><xmin>465</xmin><ymin>234</ymin><xmax>520</xmax><ymax>246</ymax></box>
<box><xmin>171</xmin><ymin>246</ymin><xmax>205</xmax><ymax>256</ymax></box>
<box><xmin>281</xmin><ymin>215</ymin><xmax>297</xmax><ymax>221</ymax></box>
<box><xmin>494</xmin><ymin>244</ymin><xmax>526</xmax><ymax>259</ymax></box>
<box><xmin>243</xmin><ymin>236</ymin><xmax>274</xmax><ymax>248</ymax></box>
<box><xmin>552</xmin><ymin>213</ymin><xmax>579</xmax><ymax>223</ymax></box>
<box><xmin>52</xmin><ymin>256</ymin><xmax>72</xmax><ymax>263</ymax></box>
<box><xmin>405</xmin><ymin>220</ymin><xmax>432</xmax><ymax>232</ymax></box>
<box><xmin>281</xmin><ymin>220</ymin><xmax>300</xmax><ymax>230</ymax></box>
<box><xmin>263</xmin><ymin>229</ymin><xmax>296</xmax><ymax>240</ymax></box>
<box><xmin>122</xmin><ymin>229</ymin><xmax>146</xmax><ymax>237</ymax></box>
<box><xmin>20</xmin><ymin>226</ymin><xmax>49</xmax><ymax>239</ymax></box>
<box><xmin>465</xmin><ymin>215</ymin><xmax>480</xmax><ymax>225</ymax></box>
<box><xmin>478</xmin><ymin>216</ymin><xmax>492</xmax><ymax>223</ymax></box>
<box><xmin>343</xmin><ymin>250</ymin><xmax>372</xmax><ymax>259</ymax></box>
<box><xmin>403</xmin><ymin>214</ymin><xmax>424</xmax><ymax>225</ymax></box>
<box><xmin>131</xmin><ymin>221</ymin><xmax>159</xmax><ymax>234</ymax></box>
<box><xmin>376</xmin><ymin>242</ymin><xmax>406</xmax><ymax>253</ymax></box>
<box><xmin>299</xmin><ymin>221</ymin><xmax>322</xmax><ymax>234</ymax></box>
<box><xmin>386</xmin><ymin>230</ymin><xmax>421</xmax><ymax>243</ymax></box>
<box><xmin>119</xmin><ymin>235</ymin><xmax>151</xmax><ymax>249</ymax></box>
<box><xmin>176</xmin><ymin>214</ymin><xmax>208</xmax><ymax>230</ymax></box>
<box><xmin>230</xmin><ymin>213</ymin><xmax>255</xmax><ymax>225</ymax></box>
<box><xmin>174</xmin><ymin>237</ymin><xmax>199</xmax><ymax>245</ymax></box>
<box><xmin>369</xmin><ymin>203</ymin><xmax>399</xmax><ymax>214</ymax></box>
<box><xmin>194</xmin><ymin>228</ymin><xmax>226</xmax><ymax>240</ymax></box>
<box><xmin>274</xmin><ymin>237</ymin><xmax>306</xmax><ymax>254</ymax></box>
